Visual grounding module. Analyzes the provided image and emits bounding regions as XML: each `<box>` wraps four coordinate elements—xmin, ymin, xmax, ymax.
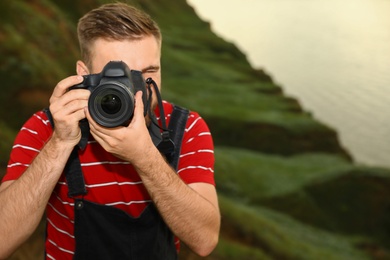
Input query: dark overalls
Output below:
<box><xmin>72</xmin><ymin>197</ymin><xmax>176</xmax><ymax>259</ymax></box>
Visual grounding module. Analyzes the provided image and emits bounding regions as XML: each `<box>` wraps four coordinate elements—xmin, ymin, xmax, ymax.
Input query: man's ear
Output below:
<box><xmin>76</xmin><ymin>60</ymin><xmax>90</xmax><ymax>76</ymax></box>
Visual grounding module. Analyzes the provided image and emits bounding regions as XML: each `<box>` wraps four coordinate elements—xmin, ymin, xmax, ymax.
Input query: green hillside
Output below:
<box><xmin>1</xmin><ymin>0</ymin><xmax>390</xmax><ymax>259</ymax></box>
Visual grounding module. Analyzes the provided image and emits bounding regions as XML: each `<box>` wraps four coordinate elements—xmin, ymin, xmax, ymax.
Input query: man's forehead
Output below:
<box><xmin>89</xmin><ymin>37</ymin><xmax>161</xmax><ymax>72</ymax></box>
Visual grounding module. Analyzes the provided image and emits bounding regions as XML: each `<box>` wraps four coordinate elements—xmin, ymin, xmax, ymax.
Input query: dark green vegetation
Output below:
<box><xmin>1</xmin><ymin>1</ymin><xmax>389</xmax><ymax>259</ymax></box>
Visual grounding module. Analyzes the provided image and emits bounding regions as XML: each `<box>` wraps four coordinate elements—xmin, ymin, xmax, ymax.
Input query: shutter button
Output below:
<box><xmin>76</xmin><ymin>201</ymin><xmax>84</xmax><ymax>210</ymax></box>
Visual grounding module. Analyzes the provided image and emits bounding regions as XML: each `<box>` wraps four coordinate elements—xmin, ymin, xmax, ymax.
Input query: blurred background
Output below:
<box><xmin>188</xmin><ymin>0</ymin><xmax>390</xmax><ymax>169</ymax></box>
<box><xmin>1</xmin><ymin>0</ymin><xmax>390</xmax><ymax>259</ymax></box>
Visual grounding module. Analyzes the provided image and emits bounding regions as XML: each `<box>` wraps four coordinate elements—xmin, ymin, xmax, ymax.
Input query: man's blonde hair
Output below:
<box><xmin>77</xmin><ymin>3</ymin><xmax>162</xmax><ymax>68</ymax></box>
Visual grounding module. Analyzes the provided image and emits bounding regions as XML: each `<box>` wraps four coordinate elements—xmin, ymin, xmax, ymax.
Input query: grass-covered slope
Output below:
<box><xmin>0</xmin><ymin>0</ymin><xmax>349</xmax><ymax>159</ymax></box>
<box><xmin>1</xmin><ymin>0</ymin><xmax>390</xmax><ymax>259</ymax></box>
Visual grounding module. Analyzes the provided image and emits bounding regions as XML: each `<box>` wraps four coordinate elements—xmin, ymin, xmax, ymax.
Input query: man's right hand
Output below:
<box><xmin>49</xmin><ymin>75</ymin><xmax>90</xmax><ymax>146</ymax></box>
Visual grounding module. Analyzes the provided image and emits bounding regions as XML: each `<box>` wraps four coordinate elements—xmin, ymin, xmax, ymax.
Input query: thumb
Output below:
<box><xmin>132</xmin><ymin>91</ymin><xmax>145</xmax><ymax>121</ymax></box>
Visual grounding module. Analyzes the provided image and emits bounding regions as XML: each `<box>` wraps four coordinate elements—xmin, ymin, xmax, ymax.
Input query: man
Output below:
<box><xmin>0</xmin><ymin>3</ymin><xmax>220</xmax><ymax>259</ymax></box>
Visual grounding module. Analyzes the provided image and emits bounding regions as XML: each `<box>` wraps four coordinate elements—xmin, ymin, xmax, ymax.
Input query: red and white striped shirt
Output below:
<box><xmin>3</xmin><ymin>101</ymin><xmax>215</xmax><ymax>259</ymax></box>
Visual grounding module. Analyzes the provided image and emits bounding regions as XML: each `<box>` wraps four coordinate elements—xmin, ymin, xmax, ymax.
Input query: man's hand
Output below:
<box><xmin>86</xmin><ymin>91</ymin><xmax>154</xmax><ymax>164</ymax></box>
<box><xmin>49</xmin><ymin>75</ymin><xmax>90</xmax><ymax>147</ymax></box>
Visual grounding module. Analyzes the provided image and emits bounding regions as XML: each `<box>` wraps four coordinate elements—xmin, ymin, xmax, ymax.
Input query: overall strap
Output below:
<box><xmin>43</xmin><ymin>108</ymin><xmax>88</xmax><ymax>197</ymax></box>
<box><xmin>64</xmin><ymin>148</ymin><xmax>87</xmax><ymax>197</ymax></box>
<box><xmin>168</xmin><ymin>105</ymin><xmax>189</xmax><ymax>171</ymax></box>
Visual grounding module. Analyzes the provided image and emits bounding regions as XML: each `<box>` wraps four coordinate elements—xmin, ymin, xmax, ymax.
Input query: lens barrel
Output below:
<box><xmin>88</xmin><ymin>81</ymin><xmax>135</xmax><ymax>127</ymax></box>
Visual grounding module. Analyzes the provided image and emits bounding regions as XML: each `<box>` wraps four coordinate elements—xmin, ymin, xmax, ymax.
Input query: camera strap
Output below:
<box><xmin>146</xmin><ymin>79</ymin><xmax>171</xmax><ymax>152</ymax></box>
<box><xmin>147</xmin><ymin>104</ymin><xmax>189</xmax><ymax>170</ymax></box>
<box><xmin>146</xmin><ymin>78</ymin><xmax>189</xmax><ymax>168</ymax></box>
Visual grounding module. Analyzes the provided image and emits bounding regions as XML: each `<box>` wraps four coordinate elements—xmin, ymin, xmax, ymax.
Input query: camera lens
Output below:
<box><xmin>88</xmin><ymin>82</ymin><xmax>135</xmax><ymax>128</ymax></box>
<box><xmin>101</xmin><ymin>94</ymin><xmax>122</xmax><ymax>115</ymax></box>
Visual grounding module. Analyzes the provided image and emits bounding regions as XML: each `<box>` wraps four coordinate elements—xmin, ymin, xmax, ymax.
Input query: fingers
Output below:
<box><xmin>85</xmin><ymin>107</ymin><xmax>121</xmax><ymax>155</ymax></box>
<box><xmin>49</xmin><ymin>76</ymin><xmax>90</xmax><ymax>120</ymax></box>
<box><xmin>53</xmin><ymin>99</ymin><xmax>88</xmax><ymax>122</ymax></box>
<box><xmin>51</xmin><ymin>90</ymin><xmax>90</xmax><ymax>112</ymax></box>
<box><xmin>85</xmin><ymin>93</ymin><xmax>151</xmax><ymax>161</ymax></box>
<box><xmin>48</xmin><ymin>76</ymin><xmax>91</xmax><ymax>143</ymax></box>
<box><xmin>50</xmin><ymin>75</ymin><xmax>84</xmax><ymax>103</ymax></box>
<box><xmin>132</xmin><ymin>91</ymin><xmax>145</xmax><ymax>123</ymax></box>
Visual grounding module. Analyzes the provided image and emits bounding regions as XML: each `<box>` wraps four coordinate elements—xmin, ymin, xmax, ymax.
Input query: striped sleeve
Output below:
<box><xmin>2</xmin><ymin>111</ymin><xmax>52</xmax><ymax>182</ymax></box>
<box><xmin>177</xmin><ymin>111</ymin><xmax>215</xmax><ymax>186</ymax></box>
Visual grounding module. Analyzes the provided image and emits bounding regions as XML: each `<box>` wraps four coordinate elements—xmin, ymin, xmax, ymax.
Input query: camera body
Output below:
<box><xmin>70</xmin><ymin>61</ymin><xmax>148</xmax><ymax>128</ymax></box>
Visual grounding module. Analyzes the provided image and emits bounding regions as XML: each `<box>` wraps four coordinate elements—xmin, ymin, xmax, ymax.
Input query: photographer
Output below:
<box><xmin>0</xmin><ymin>3</ymin><xmax>220</xmax><ymax>259</ymax></box>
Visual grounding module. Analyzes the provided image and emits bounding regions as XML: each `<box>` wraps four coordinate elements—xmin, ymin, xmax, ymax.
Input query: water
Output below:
<box><xmin>187</xmin><ymin>0</ymin><xmax>390</xmax><ymax>168</ymax></box>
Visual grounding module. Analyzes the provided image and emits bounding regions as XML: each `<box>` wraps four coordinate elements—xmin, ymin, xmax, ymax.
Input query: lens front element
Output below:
<box><xmin>101</xmin><ymin>94</ymin><xmax>122</xmax><ymax>115</ymax></box>
<box><xmin>89</xmin><ymin>81</ymin><xmax>135</xmax><ymax>127</ymax></box>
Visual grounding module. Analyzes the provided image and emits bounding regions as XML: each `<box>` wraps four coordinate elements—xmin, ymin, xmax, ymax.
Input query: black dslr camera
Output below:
<box><xmin>70</xmin><ymin>61</ymin><xmax>147</xmax><ymax>128</ymax></box>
